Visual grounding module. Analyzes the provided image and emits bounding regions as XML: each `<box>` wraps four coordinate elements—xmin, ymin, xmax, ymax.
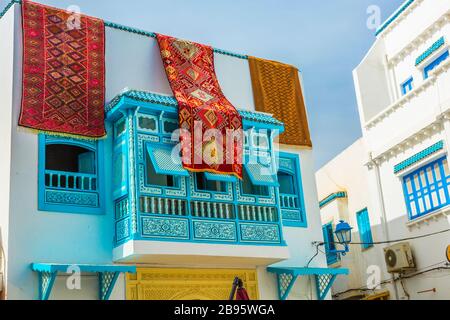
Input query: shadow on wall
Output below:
<box><xmin>331</xmin><ymin>212</ymin><xmax>450</xmax><ymax>300</ymax></box>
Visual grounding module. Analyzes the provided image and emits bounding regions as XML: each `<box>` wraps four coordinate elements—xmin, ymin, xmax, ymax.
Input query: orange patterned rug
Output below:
<box><xmin>20</xmin><ymin>0</ymin><xmax>105</xmax><ymax>138</ymax></box>
<box><xmin>156</xmin><ymin>34</ymin><xmax>243</xmax><ymax>179</ymax></box>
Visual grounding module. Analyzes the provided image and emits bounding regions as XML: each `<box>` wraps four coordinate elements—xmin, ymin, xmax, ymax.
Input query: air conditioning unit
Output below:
<box><xmin>384</xmin><ymin>242</ymin><xmax>416</xmax><ymax>273</ymax></box>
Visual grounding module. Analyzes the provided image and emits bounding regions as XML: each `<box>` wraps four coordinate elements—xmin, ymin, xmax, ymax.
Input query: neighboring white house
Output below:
<box><xmin>317</xmin><ymin>0</ymin><xmax>450</xmax><ymax>300</ymax></box>
<box><xmin>0</xmin><ymin>1</ymin><xmax>348</xmax><ymax>300</ymax></box>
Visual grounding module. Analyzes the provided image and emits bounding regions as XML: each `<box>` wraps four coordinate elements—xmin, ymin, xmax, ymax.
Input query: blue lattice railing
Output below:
<box><xmin>45</xmin><ymin>170</ymin><xmax>97</xmax><ymax>191</ymax></box>
<box><xmin>280</xmin><ymin>193</ymin><xmax>299</xmax><ymax>209</ymax></box>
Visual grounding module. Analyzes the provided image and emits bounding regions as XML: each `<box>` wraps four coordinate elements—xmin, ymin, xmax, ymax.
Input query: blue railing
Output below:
<box><xmin>45</xmin><ymin>170</ymin><xmax>97</xmax><ymax>191</ymax></box>
<box><xmin>280</xmin><ymin>193</ymin><xmax>299</xmax><ymax>209</ymax></box>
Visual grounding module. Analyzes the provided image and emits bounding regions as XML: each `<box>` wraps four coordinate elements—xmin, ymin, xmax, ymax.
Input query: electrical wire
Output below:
<box><xmin>332</xmin><ymin>262</ymin><xmax>450</xmax><ymax>298</ymax></box>
<box><xmin>305</xmin><ymin>243</ymin><xmax>321</xmax><ymax>268</ymax></box>
<box><xmin>321</xmin><ymin>228</ymin><xmax>450</xmax><ymax>247</ymax></box>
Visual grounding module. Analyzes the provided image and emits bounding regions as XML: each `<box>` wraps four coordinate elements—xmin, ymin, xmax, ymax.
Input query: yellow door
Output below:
<box><xmin>126</xmin><ymin>268</ymin><xmax>259</xmax><ymax>300</ymax></box>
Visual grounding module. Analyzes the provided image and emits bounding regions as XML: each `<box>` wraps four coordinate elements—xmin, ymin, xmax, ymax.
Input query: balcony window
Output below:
<box><xmin>402</xmin><ymin>156</ymin><xmax>450</xmax><ymax>220</ymax></box>
<box><xmin>195</xmin><ymin>172</ymin><xmax>226</xmax><ymax>193</ymax></box>
<box><xmin>241</xmin><ymin>167</ymin><xmax>270</xmax><ymax>196</ymax></box>
<box><xmin>38</xmin><ymin>135</ymin><xmax>103</xmax><ymax>214</ymax></box>
<box><xmin>277</xmin><ymin>152</ymin><xmax>307</xmax><ymax>227</ymax></box>
<box><xmin>423</xmin><ymin>50</ymin><xmax>449</xmax><ymax>79</ymax></box>
<box><xmin>400</xmin><ymin>77</ymin><xmax>413</xmax><ymax>95</ymax></box>
<box><xmin>145</xmin><ymin>144</ymin><xmax>189</xmax><ymax>187</ymax></box>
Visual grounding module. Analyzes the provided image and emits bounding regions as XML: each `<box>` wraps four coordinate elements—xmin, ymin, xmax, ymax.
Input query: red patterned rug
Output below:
<box><xmin>156</xmin><ymin>34</ymin><xmax>243</xmax><ymax>179</ymax></box>
<box><xmin>20</xmin><ymin>0</ymin><xmax>105</xmax><ymax>138</ymax></box>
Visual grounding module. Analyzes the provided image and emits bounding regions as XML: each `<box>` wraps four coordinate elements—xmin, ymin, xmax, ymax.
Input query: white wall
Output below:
<box><xmin>350</xmin><ymin>0</ymin><xmax>450</xmax><ymax>300</ymax></box>
<box><xmin>0</xmin><ymin>5</ymin><xmax>15</xmax><ymax>300</ymax></box>
<box><xmin>316</xmin><ymin>139</ymin><xmax>388</xmax><ymax>298</ymax></box>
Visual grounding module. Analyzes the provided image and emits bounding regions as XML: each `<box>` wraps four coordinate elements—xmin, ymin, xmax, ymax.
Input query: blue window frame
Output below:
<box><xmin>423</xmin><ymin>50</ymin><xmax>449</xmax><ymax>79</ymax></box>
<box><xmin>356</xmin><ymin>208</ymin><xmax>373</xmax><ymax>249</ymax></box>
<box><xmin>402</xmin><ymin>156</ymin><xmax>450</xmax><ymax>220</ymax></box>
<box><xmin>38</xmin><ymin>135</ymin><xmax>104</xmax><ymax>215</ymax></box>
<box><xmin>277</xmin><ymin>152</ymin><xmax>307</xmax><ymax>227</ymax></box>
<box><xmin>322</xmin><ymin>223</ymin><xmax>339</xmax><ymax>265</ymax></box>
<box><xmin>400</xmin><ymin>77</ymin><xmax>413</xmax><ymax>95</ymax></box>
<box><xmin>194</xmin><ymin>172</ymin><xmax>226</xmax><ymax>193</ymax></box>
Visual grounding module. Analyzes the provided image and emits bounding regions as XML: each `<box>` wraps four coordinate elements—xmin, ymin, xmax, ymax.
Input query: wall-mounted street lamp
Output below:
<box><xmin>329</xmin><ymin>220</ymin><xmax>352</xmax><ymax>256</ymax></box>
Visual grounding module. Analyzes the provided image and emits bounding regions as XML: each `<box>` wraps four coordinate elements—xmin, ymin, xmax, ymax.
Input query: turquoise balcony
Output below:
<box><xmin>106</xmin><ymin>90</ymin><xmax>304</xmax><ymax>265</ymax></box>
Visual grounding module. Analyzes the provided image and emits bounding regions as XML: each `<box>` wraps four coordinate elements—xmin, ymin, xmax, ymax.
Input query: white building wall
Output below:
<box><xmin>0</xmin><ymin>6</ymin><xmax>15</xmax><ymax>299</ymax></box>
<box><xmin>349</xmin><ymin>0</ymin><xmax>450</xmax><ymax>300</ymax></box>
<box><xmin>1</xmin><ymin>3</ymin><xmax>325</xmax><ymax>300</ymax></box>
<box><xmin>316</xmin><ymin>140</ymin><xmax>390</xmax><ymax>299</ymax></box>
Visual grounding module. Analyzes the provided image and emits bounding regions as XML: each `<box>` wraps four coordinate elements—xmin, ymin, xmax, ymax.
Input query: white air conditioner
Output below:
<box><xmin>384</xmin><ymin>242</ymin><xmax>416</xmax><ymax>273</ymax></box>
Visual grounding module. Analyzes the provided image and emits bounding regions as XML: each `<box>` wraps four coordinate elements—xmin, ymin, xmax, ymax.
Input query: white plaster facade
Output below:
<box><xmin>317</xmin><ymin>0</ymin><xmax>450</xmax><ymax>300</ymax></box>
<box><xmin>0</xmin><ymin>3</ymin><xmax>331</xmax><ymax>300</ymax></box>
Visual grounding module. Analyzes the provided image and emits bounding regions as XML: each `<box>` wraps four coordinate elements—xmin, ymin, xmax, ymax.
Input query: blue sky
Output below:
<box><xmin>1</xmin><ymin>0</ymin><xmax>404</xmax><ymax>169</ymax></box>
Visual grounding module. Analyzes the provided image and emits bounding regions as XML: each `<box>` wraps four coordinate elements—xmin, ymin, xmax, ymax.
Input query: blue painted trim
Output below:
<box><xmin>99</xmin><ymin>271</ymin><xmax>120</xmax><ymax>300</ymax></box>
<box><xmin>243</xmin><ymin>163</ymin><xmax>279</xmax><ymax>187</ymax></box>
<box><xmin>278</xmin><ymin>152</ymin><xmax>307</xmax><ymax>228</ymax></box>
<box><xmin>375</xmin><ymin>0</ymin><xmax>415</xmax><ymax>36</ymax></box>
<box><xmin>319</xmin><ymin>191</ymin><xmax>347</xmax><ymax>208</ymax></box>
<box><xmin>0</xmin><ymin>0</ymin><xmax>19</xmax><ymax>19</ymax></box>
<box><xmin>267</xmin><ymin>267</ymin><xmax>349</xmax><ymax>276</ymax></box>
<box><xmin>416</xmin><ymin>37</ymin><xmax>445</xmax><ymax>66</ymax></box>
<box><xmin>316</xmin><ymin>274</ymin><xmax>337</xmax><ymax>300</ymax></box>
<box><xmin>146</xmin><ymin>143</ymin><xmax>189</xmax><ymax>177</ymax></box>
<box><xmin>38</xmin><ymin>271</ymin><xmax>57</xmax><ymax>300</ymax></box>
<box><xmin>322</xmin><ymin>222</ymin><xmax>340</xmax><ymax>265</ymax></box>
<box><xmin>204</xmin><ymin>172</ymin><xmax>237</xmax><ymax>183</ymax></box>
<box><xmin>106</xmin><ymin>90</ymin><xmax>285</xmax><ymax>130</ymax></box>
<box><xmin>394</xmin><ymin>140</ymin><xmax>444</xmax><ymax>173</ymax></box>
<box><xmin>32</xmin><ymin>263</ymin><xmax>135</xmax><ymax>300</ymax></box>
<box><xmin>38</xmin><ymin>134</ymin><xmax>106</xmax><ymax>215</ymax></box>
<box><xmin>277</xmin><ymin>274</ymin><xmax>298</xmax><ymax>300</ymax></box>
<box><xmin>268</xmin><ymin>268</ymin><xmax>348</xmax><ymax>300</ymax></box>
<box><xmin>31</xmin><ymin>263</ymin><xmax>136</xmax><ymax>273</ymax></box>
<box><xmin>423</xmin><ymin>50</ymin><xmax>449</xmax><ymax>79</ymax></box>
<box><xmin>0</xmin><ymin>0</ymin><xmax>249</xmax><ymax>60</ymax></box>
<box><xmin>356</xmin><ymin>208</ymin><xmax>374</xmax><ymax>249</ymax></box>
<box><xmin>401</xmin><ymin>77</ymin><xmax>413</xmax><ymax>95</ymax></box>
<box><xmin>402</xmin><ymin>156</ymin><xmax>450</xmax><ymax>220</ymax></box>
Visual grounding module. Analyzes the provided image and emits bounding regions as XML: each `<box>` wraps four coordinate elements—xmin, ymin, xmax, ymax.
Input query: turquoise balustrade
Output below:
<box><xmin>191</xmin><ymin>201</ymin><xmax>235</xmax><ymax>220</ymax></box>
<box><xmin>238</xmin><ymin>205</ymin><xmax>278</xmax><ymax>222</ymax></box>
<box><xmin>280</xmin><ymin>193</ymin><xmax>299</xmax><ymax>209</ymax></box>
<box><xmin>45</xmin><ymin>170</ymin><xmax>97</xmax><ymax>191</ymax></box>
<box><xmin>139</xmin><ymin>196</ymin><xmax>187</xmax><ymax>216</ymax></box>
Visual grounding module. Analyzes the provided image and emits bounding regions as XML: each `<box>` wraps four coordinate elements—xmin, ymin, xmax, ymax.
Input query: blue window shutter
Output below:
<box><xmin>400</xmin><ymin>77</ymin><xmax>413</xmax><ymax>95</ymax></box>
<box><xmin>402</xmin><ymin>156</ymin><xmax>450</xmax><ymax>220</ymax></box>
<box><xmin>322</xmin><ymin>223</ymin><xmax>339</xmax><ymax>265</ymax></box>
<box><xmin>424</xmin><ymin>50</ymin><xmax>449</xmax><ymax>79</ymax></box>
<box><xmin>356</xmin><ymin>209</ymin><xmax>373</xmax><ymax>249</ymax></box>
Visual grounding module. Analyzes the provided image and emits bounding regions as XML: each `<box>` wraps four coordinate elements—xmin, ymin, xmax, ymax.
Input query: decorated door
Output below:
<box><xmin>126</xmin><ymin>268</ymin><xmax>259</xmax><ymax>300</ymax></box>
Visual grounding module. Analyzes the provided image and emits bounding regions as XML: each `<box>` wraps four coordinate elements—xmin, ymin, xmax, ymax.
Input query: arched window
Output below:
<box><xmin>38</xmin><ymin>135</ymin><xmax>103</xmax><ymax>214</ymax></box>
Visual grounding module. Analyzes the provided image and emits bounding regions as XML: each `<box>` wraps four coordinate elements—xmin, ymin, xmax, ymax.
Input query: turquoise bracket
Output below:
<box><xmin>31</xmin><ymin>263</ymin><xmax>136</xmax><ymax>300</ymax></box>
<box><xmin>38</xmin><ymin>271</ymin><xmax>57</xmax><ymax>301</ymax></box>
<box><xmin>315</xmin><ymin>274</ymin><xmax>338</xmax><ymax>300</ymax></box>
<box><xmin>99</xmin><ymin>271</ymin><xmax>121</xmax><ymax>301</ymax></box>
<box><xmin>268</xmin><ymin>266</ymin><xmax>348</xmax><ymax>300</ymax></box>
